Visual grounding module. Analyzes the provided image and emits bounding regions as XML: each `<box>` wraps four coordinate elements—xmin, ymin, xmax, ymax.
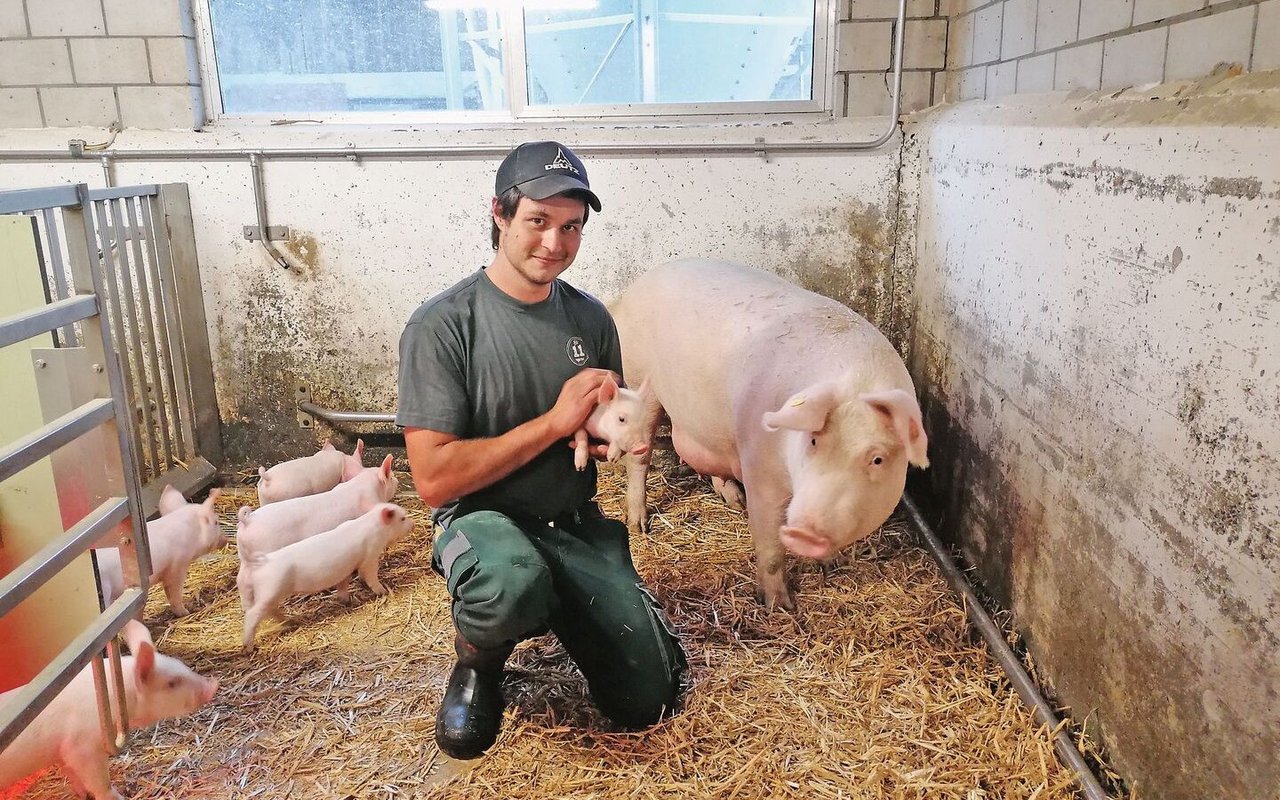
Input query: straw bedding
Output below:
<box><xmin>15</xmin><ymin>458</ymin><xmax>1128</xmax><ymax>799</ymax></box>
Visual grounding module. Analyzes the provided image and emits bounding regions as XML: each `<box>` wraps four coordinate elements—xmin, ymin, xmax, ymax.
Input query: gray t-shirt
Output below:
<box><xmin>396</xmin><ymin>268</ymin><xmax>623</xmax><ymax>527</ymax></box>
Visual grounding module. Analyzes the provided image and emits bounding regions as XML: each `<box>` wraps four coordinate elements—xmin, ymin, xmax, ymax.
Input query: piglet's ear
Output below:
<box><xmin>134</xmin><ymin>641</ymin><xmax>156</xmax><ymax>683</ymax></box>
<box><xmin>597</xmin><ymin>374</ymin><xmax>618</xmax><ymax>404</ymax></box>
<box><xmin>762</xmin><ymin>382</ymin><xmax>841</xmax><ymax>433</ymax></box>
<box><xmin>861</xmin><ymin>389</ymin><xmax>929</xmax><ymax>468</ymax></box>
<box><xmin>380</xmin><ymin>454</ymin><xmax>394</xmax><ymax>479</ymax></box>
<box><xmin>321</xmin><ymin>441</ymin><xmax>336</xmax><ymax>452</ymax></box>
<box><xmin>158</xmin><ymin>484</ymin><xmax>186</xmax><ymax>516</ymax></box>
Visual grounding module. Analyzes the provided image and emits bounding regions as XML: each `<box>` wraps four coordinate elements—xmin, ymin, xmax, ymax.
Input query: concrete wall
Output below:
<box><xmin>944</xmin><ymin>0</ymin><xmax>1279</xmax><ymax>99</ymax></box>
<box><xmin>0</xmin><ymin>0</ymin><xmax>920</xmax><ymax>466</ymax></box>
<box><xmin>904</xmin><ymin>72</ymin><xmax>1280</xmax><ymax>799</ymax></box>
<box><xmin>0</xmin><ymin>123</ymin><xmax>906</xmax><ymax>467</ymax></box>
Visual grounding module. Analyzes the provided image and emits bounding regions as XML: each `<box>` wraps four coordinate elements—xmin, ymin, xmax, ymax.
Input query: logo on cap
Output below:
<box><xmin>545</xmin><ymin>148</ymin><xmax>580</xmax><ymax>175</ymax></box>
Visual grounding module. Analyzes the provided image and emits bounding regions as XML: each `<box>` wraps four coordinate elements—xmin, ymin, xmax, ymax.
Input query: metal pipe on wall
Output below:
<box><xmin>900</xmin><ymin>494</ymin><xmax>1112</xmax><ymax>800</ymax></box>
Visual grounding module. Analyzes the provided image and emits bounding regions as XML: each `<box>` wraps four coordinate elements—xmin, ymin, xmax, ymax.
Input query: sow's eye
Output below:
<box><xmin>870</xmin><ymin>455</ymin><xmax>885</xmax><ymax>466</ymax></box>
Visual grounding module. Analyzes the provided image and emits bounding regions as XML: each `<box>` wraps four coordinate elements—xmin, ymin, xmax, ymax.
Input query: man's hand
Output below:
<box><xmin>544</xmin><ymin>368</ymin><xmax>620</xmax><ymax>439</ymax></box>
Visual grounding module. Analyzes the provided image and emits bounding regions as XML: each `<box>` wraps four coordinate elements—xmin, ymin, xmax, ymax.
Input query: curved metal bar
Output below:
<box><xmin>298</xmin><ymin>400</ymin><xmax>396</xmax><ymax>425</ymax></box>
<box><xmin>900</xmin><ymin>493</ymin><xmax>1112</xmax><ymax>800</ymax></box>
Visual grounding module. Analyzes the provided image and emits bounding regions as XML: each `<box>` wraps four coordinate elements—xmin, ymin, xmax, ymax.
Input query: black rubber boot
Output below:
<box><xmin>434</xmin><ymin>633</ymin><xmax>513</xmax><ymax>759</ymax></box>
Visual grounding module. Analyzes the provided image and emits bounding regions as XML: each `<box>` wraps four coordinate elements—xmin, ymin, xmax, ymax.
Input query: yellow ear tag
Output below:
<box><xmin>789</xmin><ymin>395</ymin><xmax>806</xmax><ymax>407</ymax></box>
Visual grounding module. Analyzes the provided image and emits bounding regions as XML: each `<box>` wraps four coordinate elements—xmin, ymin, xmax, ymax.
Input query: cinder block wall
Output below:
<box><xmin>0</xmin><ymin>0</ymin><xmax>203</xmax><ymax>129</ymax></box>
<box><xmin>944</xmin><ymin>0</ymin><xmax>1278</xmax><ymax>98</ymax></box>
<box><xmin>836</xmin><ymin>0</ymin><xmax>950</xmax><ymax>113</ymax></box>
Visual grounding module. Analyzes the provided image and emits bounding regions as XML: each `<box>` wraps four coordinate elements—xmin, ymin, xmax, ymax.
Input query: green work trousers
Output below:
<box><xmin>431</xmin><ymin>502</ymin><xmax>686</xmax><ymax>729</ymax></box>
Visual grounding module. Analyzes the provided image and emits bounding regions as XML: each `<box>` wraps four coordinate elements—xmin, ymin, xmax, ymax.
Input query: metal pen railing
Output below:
<box><xmin>0</xmin><ymin>183</ymin><xmax>151</xmax><ymax>754</ymax></box>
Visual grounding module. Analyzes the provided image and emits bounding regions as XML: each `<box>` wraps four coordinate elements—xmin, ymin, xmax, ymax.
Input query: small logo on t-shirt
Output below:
<box><xmin>566</xmin><ymin>337</ymin><xmax>589</xmax><ymax>366</ymax></box>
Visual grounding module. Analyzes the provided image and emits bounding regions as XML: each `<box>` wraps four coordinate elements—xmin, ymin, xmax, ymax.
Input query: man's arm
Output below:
<box><xmin>406</xmin><ymin>367</ymin><xmax>617</xmax><ymax>508</ymax></box>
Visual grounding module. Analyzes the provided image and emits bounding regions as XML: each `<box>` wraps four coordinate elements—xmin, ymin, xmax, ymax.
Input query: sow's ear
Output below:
<box><xmin>861</xmin><ymin>389</ymin><xmax>929</xmax><ymax>468</ymax></box>
<box><xmin>762</xmin><ymin>382</ymin><xmax>841</xmax><ymax>434</ymax></box>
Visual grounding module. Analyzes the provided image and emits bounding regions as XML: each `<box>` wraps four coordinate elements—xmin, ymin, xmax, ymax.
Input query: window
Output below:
<box><xmin>199</xmin><ymin>0</ymin><xmax>831</xmax><ymax>120</ymax></box>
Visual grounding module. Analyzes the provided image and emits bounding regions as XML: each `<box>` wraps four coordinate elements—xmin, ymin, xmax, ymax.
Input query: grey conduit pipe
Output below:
<box><xmin>900</xmin><ymin>494</ymin><xmax>1112</xmax><ymax>800</ymax></box>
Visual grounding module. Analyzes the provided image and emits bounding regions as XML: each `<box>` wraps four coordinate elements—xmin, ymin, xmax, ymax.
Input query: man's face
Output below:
<box><xmin>493</xmin><ymin>194</ymin><xmax>587</xmax><ymax>287</ymax></box>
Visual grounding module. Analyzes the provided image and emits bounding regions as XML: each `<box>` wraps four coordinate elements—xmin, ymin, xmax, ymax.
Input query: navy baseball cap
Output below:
<box><xmin>494</xmin><ymin>141</ymin><xmax>602</xmax><ymax>212</ymax></box>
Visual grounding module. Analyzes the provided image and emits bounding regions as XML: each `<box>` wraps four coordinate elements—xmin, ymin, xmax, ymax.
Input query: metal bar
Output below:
<box><xmin>79</xmin><ymin>185</ymin><xmax>153</xmax><ymax>582</ymax></box>
<box><xmin>577</xmin><ymin>19</ymin><xmax>633</xmax><ymax>104</ymax></box>
<box><xmin>0</xmin><ymin>587</ymin><xmax>146</xmax><ymax>753</ymax></box>
<box><xmin>40</xmin><ymin>207</ymin><xmax>76</xmax><ymax>345</ymax></box>
<box><xmin>140</xmin><ymin>195</ymin><xmax>189</xmax><ymax>462</ymax></box>
<box><xmin>0</xmin><ymin>294</ymin><xmax>98</xmax><ymax>349</ymax></box>
<box><xmin>107</xmin><ymin>639</ymin><xmax>129</xmax><ymax>751</ymax></box>
<box><xmin>0</xmin><ymin>135</ymin><xmax>910</xmax><ymax>162</ymax></box>
<box><xmin>157</xmin><ymin>184</ymin><xmax>222</xmax><ymax>466</ymax></box>
<box><xmin>0</xmin><ymin>496</ymin><xmax>129</xmax><ymax>618</ymax></box>
<box><xmin>92</xmin><ymin>198</ymin><xmax>148</xmax><ymax>479</ymax></box>
<box><xmin>125</xmin><ymin>196</ymin><xmax>174</xmax><ymax>471</ymax></box>
<box><xmin>0</xmin><ymin>398</ymin><xmax>114</xmax><ymax>484</ymax></box>
<box><xmin>85</xmin><ymin>185</ymin><xmax>159</xmax><ymax>202</ymax></box>
<box><xmin>900</xmin><ymin>494</ymin><xmax>1111</xmax><ymax>800</ymax></box>
<box><xmin>299</xmin><ymin>400</ymin><xmax>396</xmax><ymax>425</ymax></box>
<box><xmin>249</xmin><ymin>153</ymin><xmax>293</xmax><ymax>270</ymax></box>
<box><xmin>639</xmin><ymin>0</ymin><xmax>657</xmax><ymax>103</ymax></box>
<box><xmin>89</xmin><ymin>648</ymin><xmax>118</xmax><ymax>758</ymax></box>
<box><xmin>0</xmin><ymin>185</ymin><xmax>82</xmax><ymax>213</ymax></box>
<box><xmin>110</xmin><ymin>196</ymin><xmax>162</xmax><ymax>481</ymax></box>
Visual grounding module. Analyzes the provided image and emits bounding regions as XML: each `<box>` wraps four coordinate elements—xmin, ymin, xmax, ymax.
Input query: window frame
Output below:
<box><xmin>191</xmin><ymin>0</ymin><xmax>838</xmax><ymax>125</ymax></box>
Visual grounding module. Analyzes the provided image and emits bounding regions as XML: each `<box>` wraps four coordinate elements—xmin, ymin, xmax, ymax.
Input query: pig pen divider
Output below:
<box><xmin>0</xmin><ymin>181</ymin><xmax>222</xmax><ymax>753</ymax></box>
<box><xmin>0</xmin><ymin>183</ymin><xmax>151</xmax><ymax>754</ymax></box>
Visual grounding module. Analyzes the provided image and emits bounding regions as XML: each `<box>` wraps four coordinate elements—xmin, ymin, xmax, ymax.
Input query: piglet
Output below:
<box><xmin>0</xmin><ymin>620</ymin><xmax>218</xmax><ymax>799</ymax></box>
<box><xmin>236</xmin><ymin>455</ymin><xmax>398</xmax><ymax>558</ymax></box>
<box><xmin>573</xmin><ymin>376</ymin><xmax>651</xmax><ymax>471</ymax></box>
<box><xmin>238</xmin><ymin>503</ymin><xmax>413</xmax><ymax>652</ymax></box>
<box><xmin>96</xmin><ymin>485</ymin><xmax>228</xmax><ymax>617</ymax></box>
<box><xmin>257</xmin><ymin>439</ymin><xmax>365</xmax><ymax>505</ymax></box>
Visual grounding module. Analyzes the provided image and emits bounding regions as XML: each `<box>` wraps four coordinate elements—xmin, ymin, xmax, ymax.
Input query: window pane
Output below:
<box><xmin>524</xmin><ymin>0</ymin><xmax>814</xmax><ymax>107</ymax></box>
<box><xmin>208</xmin><ymin>0</ymin><xmax>508</xmax><ymax>113</ymax></box>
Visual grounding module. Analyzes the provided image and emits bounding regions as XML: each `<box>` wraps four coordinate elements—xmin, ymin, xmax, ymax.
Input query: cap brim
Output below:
<box><xmin>515</xmin><ymin>174</ymin><xmax>602</xmax><ymax>211</ymax></box>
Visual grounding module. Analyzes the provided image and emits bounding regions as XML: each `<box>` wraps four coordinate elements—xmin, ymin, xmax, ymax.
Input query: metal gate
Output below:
<box><xmin>0</xmin><ymin>181</ymin><xmax>220</xmax><ymax>753</ymax></box>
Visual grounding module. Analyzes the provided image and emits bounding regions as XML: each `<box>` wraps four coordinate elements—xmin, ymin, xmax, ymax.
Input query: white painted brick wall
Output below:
<box><xmin>103</xmin><ymin>0</ymin><xmax>193</xmax><ymax>36</ymax></box>
<box><xmin>1102</xmin><ymin>26</ymin><xmax>1168</xmax><ymax>89</ymax></box>
<box><xmin>1055</xmin><ymin>40</ymin><xmax>1102</xmax><ymax>89</ymax></box>
<box><xmin>948</xmin><ymin>11</ymin><xmax>975</xmax><ymax>67</ymax></box>
<box><xmin>148</xmin><ymin>36</ymin><xmax>199</xmax><ymax>85</ymax></box>
<box><xmin>39</xmin><ymin>86</ymin><xmax>117</xmax><ymax>126</ymax></box>
<box><xmin>838</xmin><ymin>20</ymin><xmax>894</xmax><ymax>70</ymax></box>
<box><xmin>27</xmin><ymin>0</ymin><xmax>106</xmax><ymax>36</ymax></box>
<box><xmin>905</xmin><ymin>19</ymin><xmax>948</xmax><ymax>68</ymax></box>
<box><xmin>0</xmin><ymin>0</ymin><xmax>27</xmax><ymax>37</ymax></box>
<box><xmin>959</xmin><ymin>64</ymin><xmax>987</xmax><ymax>98</ymax></box>
<box><xmin>1133</xmin><ymin>0</ymin><xmax>1202</xmax><ymax>26</ymax></box>
<box><xmin>1037</xmin><ymin>0</ymin><xmax>1082</xmax><ymax>50</ymax></box>
<box><xmin>0</xmin><ymin>39</ymin><xmax>74</xmax><ymax>85</ymax></box>
<box><xmin>848</xmin><ymin>70</ymin><xmax>935</xmax><ymax>113</ymax></box>
<box><xmin>0</xmin><ymin>88</ymin><xmax>42</xmax><ymax>127</ymax></box>
<box><xmin>118</xmin><ymin>84</ymin><xmax>201</xmax><ymax>129</ymax></box>
<box><xmin>1078</xmin><ymin>0</ymin><xmax>1134</xmax><ymax>40</ymax></box>
<box><xmin>70</xmin><ymin>37</ymin><xmax>151</xmax><ymax>84</ymax></box>
<box><xmin>1017</xmin><ymin>52</ymin><xmax>1057</xmax><ymax>91</ymax></box>
<box><xmin>1001</xmin><ymin>0</ymin><xmax>1037</xmax><ymax>61</ymax></box>
<box><xmin>973</xmin><ymin>3</ymin><xmax>1003</xmax><ymax>63</ymax></box>
<box><xmin>1166</xmin><ymin>5</ymin><xmax>1256</xmax><ymax>80</ymax></box>
<box><xmin>1253</xmin><ymin>0</ymin><xmax>1279</xmax><ymax>71</ymax></box>
<box><xmin>987</xmin><ymin>60</ymin><xmax>1018</xmax><ymax>96</ymax></box>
